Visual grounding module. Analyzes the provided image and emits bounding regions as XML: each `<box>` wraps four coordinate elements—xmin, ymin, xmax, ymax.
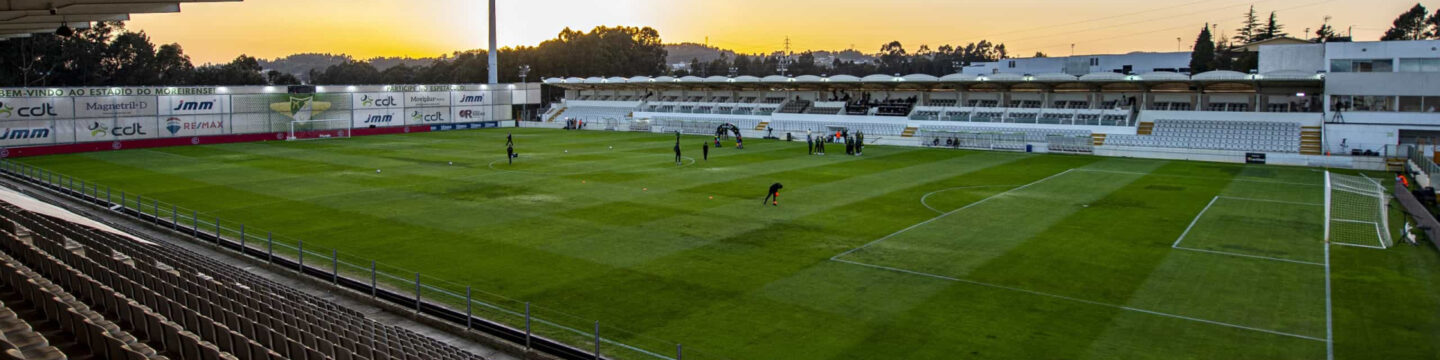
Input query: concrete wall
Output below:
<box><xmin>963</xmin><ymin>52</ymin><xmax>1191</xmax><ymax>76</ymax></box>
<box><xmin>1259</xmin><ymin>43</ymin><xmax>1326</xmax><ymax>73</ymax></box>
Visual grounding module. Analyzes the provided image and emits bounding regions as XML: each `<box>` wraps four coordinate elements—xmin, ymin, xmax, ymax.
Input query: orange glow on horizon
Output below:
<box><xmin>129</xmin><ymin>0</ymin><xmax>1414</xmax><ymax>65</ymax></box>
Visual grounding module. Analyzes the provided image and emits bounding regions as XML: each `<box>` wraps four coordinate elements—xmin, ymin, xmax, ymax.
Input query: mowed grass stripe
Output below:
<box><xmin>514</xmin><ymin>152</ymin><xmax>1034</xmax><ymax>333</ymax></box>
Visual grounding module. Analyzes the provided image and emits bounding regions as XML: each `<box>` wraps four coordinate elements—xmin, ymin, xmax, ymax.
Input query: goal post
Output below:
<box><xmin>288</xmin><ymin>119</ymin><xmax>352</xmax><ymax>141</ymax></box>
<box><xmin>1325</xmin><ymin>171</ymin><xmax>1392</xmax><ymax>249</ymax></box>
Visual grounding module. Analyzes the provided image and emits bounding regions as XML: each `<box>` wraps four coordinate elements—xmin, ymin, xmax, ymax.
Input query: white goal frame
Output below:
<box><xmin>287</xmin><ymin>119</ymin><xmax>353</xmax><ymax>141</ymax></box>
<box><xmin>1324</xmin><ymin>171</ymin><xmax>1392</xmax><ymax>249</ymax></box>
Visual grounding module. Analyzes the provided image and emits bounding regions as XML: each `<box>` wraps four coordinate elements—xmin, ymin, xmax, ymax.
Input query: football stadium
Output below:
<box><xmin>0</xmin><ymin>0</ymin><xmax>1437</xmax><ymax>359</ymax></box>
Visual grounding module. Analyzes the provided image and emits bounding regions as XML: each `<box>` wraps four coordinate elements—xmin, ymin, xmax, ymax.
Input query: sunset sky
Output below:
<box><xmin>128</xmin><ymin>0</ymin><xmax>1425</xmax><ymax>65</ymax></box>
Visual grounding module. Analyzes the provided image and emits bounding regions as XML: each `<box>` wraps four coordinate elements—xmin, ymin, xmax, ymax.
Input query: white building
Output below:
<box><xmin>963</xmin><ymin>52</ymin><xmax>1192</xmax><ymax>76</ymax></box>
<box><xmin>1262</xmin><ymin>40</ymin><xmax>1440</xmax><ymax>153</ymax></box>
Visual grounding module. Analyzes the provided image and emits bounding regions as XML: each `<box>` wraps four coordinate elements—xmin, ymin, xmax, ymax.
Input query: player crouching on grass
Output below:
<box><xmin>763</xmin><ymin>182</ymin><xmax>783</xmax><ymax>206</ymax></box>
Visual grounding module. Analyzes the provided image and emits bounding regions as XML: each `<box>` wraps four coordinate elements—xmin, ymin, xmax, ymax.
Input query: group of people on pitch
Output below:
<box><xmin>805</xmin><ymin>130</ymin><xmax>864</xmax><ymax>156</ymax></box>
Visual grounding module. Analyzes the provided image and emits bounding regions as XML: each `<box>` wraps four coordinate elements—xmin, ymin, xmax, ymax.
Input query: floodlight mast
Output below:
<box><xmin>488</xmin><ymin>0</ymin><xmax>499</xmax><ymax>85</ymax></box>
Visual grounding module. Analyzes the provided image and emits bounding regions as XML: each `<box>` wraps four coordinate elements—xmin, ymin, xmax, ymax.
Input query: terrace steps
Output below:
<box><xmin>1136</xmin><ymin>122</ymin><xmax>1155</xmax><ymax>135</ymax></box>
<box><xmin>755</xmin><ymin>122</ymin><xmax>770</xmax><ymax>131</ymax></box>
<box><xmin>901</xmin><ymin>127</ymin><xmax>919</xmax><ymax>138</ymax></box>
<box><xmin>1300</xmin><ymin>126</ymin><xmax>1322</xmax><ymax>155</ymax></box>
<box><xmin>546</xmin><ymin>107</ymin><xmax>567</xmax><ymax>122</ymax></box>
<box><xmin>1092</xmin><ymin>133</ymin><xmax>1108</xmax><ymax>146</ymax></box>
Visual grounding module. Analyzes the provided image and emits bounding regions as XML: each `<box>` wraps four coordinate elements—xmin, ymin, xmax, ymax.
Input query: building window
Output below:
<box><xmin>1332</xmin><ymin>95</ymin><xmax>1395</xmax><ymax>111</ymax></box>
<box><xmin>1398</xmin><ymin>58</ymin><xmax>1440</xmax><ymax>72</ymax></box>
<box><xmin>1008</xmin><ymin>61</ymin><xmax>1016</xmax><ymax>68</ymax></box>
<box><xmin>1089</xmin><ymin>58</ymin><xmax>1099</xmax><ymax>66</ymax></box>
<box><xmin>1330</xmin><ymin>59</ymin><xmax>1394</xmax><ymax>73</ymax></box>
<box><xmin>1399</xmin><ymin>96</ymin><xmax>1440</xmax><ymax>112</ymax></box>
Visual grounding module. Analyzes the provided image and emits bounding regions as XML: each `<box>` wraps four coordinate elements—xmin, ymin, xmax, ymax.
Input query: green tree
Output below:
<box><xmin>1235</xmin><ymin>5</ymin><xmax>1262</xmax><ymax>43</ymax></box>
<box><xmin>155</xmin><ymin>44</ymin><xmax>195</xmax><ymax>85</ymax></box>
<box><xmin>1189</xmin><ymin>25</ymin><xmax>1216</xmax><ymax>74</ymax></box>
<box><xmin>266</xmin><ymin>70</ymin><xmax>301</xmax><ymax>85</ymax></box>
<box><xmin>1426</xmin><ymin>8</ymin><xmax>1440</xmax><ymax>39</ymax></box>
<box><xmin>1382</xmin><ymin>3</ymin><xmax>1429</xmax><ymax>40</ymax></box>
<box><xmin>105</xmin><ymin>31</ymin><xmax>159</xmax><ymax>85</ymax></box>
<box><xmin>1259</xmin><ymin>11</ymin><xmax>1287</xmax><ymax>41</ymax></box>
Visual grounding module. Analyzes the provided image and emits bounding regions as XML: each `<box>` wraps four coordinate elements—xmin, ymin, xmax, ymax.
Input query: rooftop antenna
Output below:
<box><xmin>784</xmin><ymin>36</ymin><xmax>792</xmax><ymax>56</ymax></box>
<box><xmin>487</xmin><ymin>0</ymin><xmax>498</xmax><ymax>85</ymax></box>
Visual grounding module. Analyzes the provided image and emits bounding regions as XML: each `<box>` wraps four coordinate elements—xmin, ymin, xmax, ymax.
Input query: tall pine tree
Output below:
<box><xmin>1190</xmin><ymin>25</ymin><xmax>1216</xmax><ymax>74</ymax></box>
<box><xmin>1260</xmin><ymin>11</ymin><xmax>1287</xmax><ymax>41</ymax></box>
<box><xmin>1235</xmin><ymin>5</ymin><xmax>1262</xmax><ymax>43</ymax></box>
<box><xmin>1382</xmin><ymin>3</ymin><xmax>1429</xmax><ymax>40</ymax></box>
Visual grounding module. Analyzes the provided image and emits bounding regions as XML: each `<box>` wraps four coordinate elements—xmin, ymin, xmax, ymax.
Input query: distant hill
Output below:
<box><xmin>260</xmin><ymin>53</ymin><xmax>443</xmax><ymax>80</ymax></box>
<box><xmin>664</xmin><ymin>43</ymin><xmax>736</xmax><ymax>64</ymax></box>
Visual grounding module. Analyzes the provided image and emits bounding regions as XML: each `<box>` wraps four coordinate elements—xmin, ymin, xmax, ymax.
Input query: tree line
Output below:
<box><xmin>0</xmin><ymin>22</ymin><xmax>301</xmax><ymax>87</ymax></box>
<box><xmin>673</xmin><ymin>40</ymin><xmax>1011</xmax><ymax>78</ymax></box>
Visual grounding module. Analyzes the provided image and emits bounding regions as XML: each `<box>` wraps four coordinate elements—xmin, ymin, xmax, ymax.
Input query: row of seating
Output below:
<box><xmin>1104</xmin><ymin>135</ymin><xmax>1298</xmax><ymax>152</ymax></box>
<box><xmin>0</xmin><ymin>204</ymin><xmax>489</xmax><ymax>360</ymax></box>
<box><xmin>916</xmin><ymin>125</ymin><xmax>1092</xmax><ymax>142</ymax></box>
<box><xmin>769</xmin><ymin>121</ymin><xmax>907</xmax><ymax>137</ymax></box>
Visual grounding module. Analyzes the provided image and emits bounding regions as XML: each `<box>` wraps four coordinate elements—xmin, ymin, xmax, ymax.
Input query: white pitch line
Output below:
<box><xmin>1172</xmin><ymin>196</ymin><xmax>1219</xmax><ymax>248</ymax></box>
<box><xmin>918</xmin><ymin>185</ymin><xmax>1023</xmax><ymax>214</ymax></box>
<box><xmin>1073</xmin><ymin>168</ymin><xmax>1324</xmax><ymax>187</ymax></box>
<box><xmin>831</xmin><ymin>169</ymin><xmax>1076</xmax><ymax>260</ymax></box>
<box><xmin>1324</xmin><ymin>242</ymin><xmax>1334</xmax><ymax>360</ymax></box>
<box><xmin>1331</xmin><ymin>242</ymin><xmax>1386</xmax><ymax>250</ymax></box>
<box><xmin>1172</xmin><ymin>246</ymin><xmax>1325</xmax><ymax>266</ymax></box>
<box><xmin>831</xmin><ymin>258</ymin><xmax>1326</xmax><ymax>342</ymax></box>
<box><xmin>1217</xmin><ymin>196</ymin><xmax>1324</xmax><ymax>207</ymax></box>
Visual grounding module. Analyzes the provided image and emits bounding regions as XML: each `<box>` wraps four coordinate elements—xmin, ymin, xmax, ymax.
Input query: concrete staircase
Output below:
<box><xmin>1300</xmin><ymin>126</ymin><xmax>1322</xmax><ymax>155</ymax></box>
<box><xmin>545</xmin><ymin>107</ymin><xmax>567</xmax><ymax>122</ymax></box>
<box><xmin>755</xmin><ymin>121</ymin><xmax>770</xmax><ymax>131</ymax></box>
<box><xmin>1136</xmin><ymin>122</ymin><xmax>1155</xmax><ymax>135</ymax></box>
<box><xmin>901</xmin><ymin>126</ymin><xmax>919</xmax><ymax>138</ymax></box>
<box><xmin>1092</xmin><ymin>133</ymin><xmax>1108</xmax><ymax>146</ymax></box>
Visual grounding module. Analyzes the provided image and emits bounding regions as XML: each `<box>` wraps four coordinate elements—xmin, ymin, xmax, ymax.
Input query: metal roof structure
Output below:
<box><xmin>1</xmin><ymin>0</ymin><xmax>239</xmax><ymax>39</ymax></box>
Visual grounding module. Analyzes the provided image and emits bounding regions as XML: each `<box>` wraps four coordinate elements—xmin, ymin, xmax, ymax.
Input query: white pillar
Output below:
<box><xmin>488</xmin><ymin>0</ymin><xmax>499</xmax><ymax>85</ymax></box>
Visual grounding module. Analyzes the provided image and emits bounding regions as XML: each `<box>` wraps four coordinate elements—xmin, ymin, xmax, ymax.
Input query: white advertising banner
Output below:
<box><xmin>452</xmin><ymin>91</ymin><xmax>491</xmax><ymax>106</ymax></box>
<box><xmin>75</xmin><ymin>96</ymin><xmax>158</xmax><ymax>118</ymax></box>
<box><xmin>74</xmin><ymin>117</ymin><xmax>157</xmax><ymax>142</ymax></box>
<box><xmin>159</xmin><ymin>95</ymin><xmax>227</xmax><ymax>116</ymax></box>
<box><xmin>353</xmin><ymin>92</ymin><xmax>403</xmax><ymax>110</ymax></box>
<box><xmin>353</xmin><ymin>109</ymin><xmax>404</xmax><ymax>128</ymax></box>
<box><xmin>0</xmin><ymin>120</ymin><xmax>60</xmax><ymax>147</ymax></box>
<box><xmin>160</xmin><ymin>115</ymin><xmax>228</xmax><ymax>137</ymax></box>
<box><xmin>451</xmin><ymin>106</ymin><xmax>490</xmax><ymax>123</ymax></box>
<box><xmin>0</xmin><ymin>97</ymin><xmax>75</xmax><ymax>120</ymax></box>
<box><xmin>406</xmin><ymin>107</ymin><xmax>451</xmax><ymax>125</ymax></box>
<box><xmin>405</xmin><ymin>92</ymin><xmax>451</xmax><ymax>108</ymax></box>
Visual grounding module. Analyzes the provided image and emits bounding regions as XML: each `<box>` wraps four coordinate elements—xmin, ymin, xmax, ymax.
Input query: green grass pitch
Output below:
<box><xmin>15</xmin><ymin>128</ymin><xmax>1440</xmax><ymax>359</ymax></box>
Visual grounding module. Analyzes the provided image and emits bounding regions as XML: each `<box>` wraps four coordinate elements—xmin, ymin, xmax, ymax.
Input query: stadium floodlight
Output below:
<box><xmin>1325</xmin><ymin>171</ymin><xmax>1392</xmax><ymax>249</ymax></box>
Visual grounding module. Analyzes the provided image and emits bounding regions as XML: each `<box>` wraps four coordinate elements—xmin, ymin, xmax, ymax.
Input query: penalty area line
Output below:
<box><xmin>830</xmin><ymin>258</ymin><xmax>1327</xmax><ymax>343</ymax></box>
<box><xmin>918</xmin><ymin>185</ymin><xmax>1025</xmax><ymax>214</ymax></box>
<box><xmin>830</xmin><ymin>169</ymin><xmax>1076</xmax><ymax>260</ymax></box>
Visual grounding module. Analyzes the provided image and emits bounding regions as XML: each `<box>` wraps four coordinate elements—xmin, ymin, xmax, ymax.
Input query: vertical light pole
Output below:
<box><xmin>519</xmin><ymin>65</ymin><xmax>531</xmax><ymax>122</ymax></box>
<box><xmin>488</xmin><ymin>0</ymin><xmax>498</xmax><ymax>85</ymax></box>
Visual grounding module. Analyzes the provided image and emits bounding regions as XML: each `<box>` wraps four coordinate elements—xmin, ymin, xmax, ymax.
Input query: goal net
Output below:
<box><xmin>1325</xmin><ymin>171</ymin><xmax>1392</xmax><ymax>248</ymax></box>
<box><xmin>288</xmin><ymin>119</ymin><xmax>352</xmax><ymax>141</ymax></box>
